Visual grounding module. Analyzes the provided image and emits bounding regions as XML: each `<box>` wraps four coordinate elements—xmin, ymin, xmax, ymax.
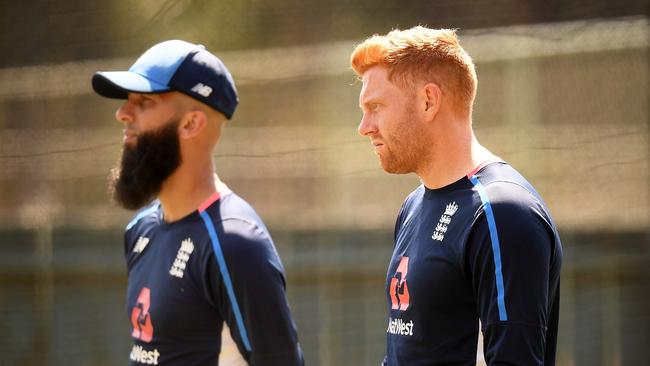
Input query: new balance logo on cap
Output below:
<box><xmin>191</xmin><ymin>83</ymin><xmax>213</xmax><ymax>97</ymax></box>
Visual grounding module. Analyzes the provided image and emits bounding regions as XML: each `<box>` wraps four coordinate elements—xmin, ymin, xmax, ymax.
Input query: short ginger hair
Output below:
<box><xmin>350</xmin><ymin>26</ymin><xmax>477</xmax><ymax>118</ymax></box>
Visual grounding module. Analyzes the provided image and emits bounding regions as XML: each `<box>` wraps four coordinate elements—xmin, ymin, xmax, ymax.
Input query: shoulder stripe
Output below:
<box><xmin>466</xmin><ymin>158</ymin><xmax>504</xmax><ymax>178</ymax></box>
<box><xmin>199</xmin><ymin>210</ymin><xmax>252</xmax><ymax>352</ymax></box>
<box><xmin>125</xmin><ymin>203</ymin><xmax>160</xmax><ymax>231</ymax></box>
<box><xmin>469</xmin><ymin>175</ymin><xmax>508</xmax><ymax>321</ymax></box>
<box><xmin>198</xmin><ymin>191</ymin><xmax>221</xmax><ymax>213</ymax></box>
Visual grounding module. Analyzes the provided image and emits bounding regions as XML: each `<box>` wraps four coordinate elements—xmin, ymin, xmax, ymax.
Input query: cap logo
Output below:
<box><xmin>191</xmin><ymin>83</ymin><xmax>213</xmax><ymax>97</ymax></box>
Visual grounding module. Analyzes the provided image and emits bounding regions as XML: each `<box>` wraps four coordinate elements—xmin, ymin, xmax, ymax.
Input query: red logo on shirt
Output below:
<box><xmin>131</xmin><ymin>287</ymin><xmax>154</xmax><ymax>342</ymax></box>
<box><xmin>389</xmin><ymin>256</ymin><xmax>410</xmax><ymax>311</ymax></box>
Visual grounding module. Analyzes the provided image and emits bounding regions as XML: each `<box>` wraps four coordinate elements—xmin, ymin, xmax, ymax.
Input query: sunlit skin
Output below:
<box><xmin>358</xmin><ymin>66</ymin><xmax>428</xmax><ymax>175</ymax></box>
<box><xmin>115</xmin><ymin>91</ymin><xmax>227</xmax><ymax>222</ymax></box>
<box><xmin>358</xmin><ymin>65</ymin><xmax>498</xmax><ymax>189</ymax></box>
<box><xmin>115</xmin><ymin>93</ymin><xmax>181</xmax><ymax>147</ymax></box>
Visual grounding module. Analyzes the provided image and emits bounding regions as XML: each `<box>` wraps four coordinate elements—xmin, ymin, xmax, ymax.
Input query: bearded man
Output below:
<box><xmin>351</xmin><ymin>27</ymin><xmax>563</xmax><ymax>365</ymax></box>
<box><xmin>92</xmin><ymin>40</ymin><xmax>304</xmax><ymax>366</ymax></box>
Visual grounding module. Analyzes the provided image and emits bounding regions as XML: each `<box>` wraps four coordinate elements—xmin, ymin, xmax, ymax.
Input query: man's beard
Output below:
<box><xmin>108</xmin><ymin>117</ymin><xmax>182</xmax><ymax>210</ymax></box>
<box><xmin>378</xmin><ymin>104</ymin><xmax>427</xmax><ymax>175</ymax></box>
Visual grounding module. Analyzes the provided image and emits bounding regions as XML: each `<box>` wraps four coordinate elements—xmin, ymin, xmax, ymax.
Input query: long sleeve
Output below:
<box><xmin>466</xmin><ymin>187</ymin><xmax>557</xmax><ymax>365</ymax></box>
<box><xmin>203</xmin><ymin>217</ymin><xmax>304</xmax><ymax>366</ymax></box>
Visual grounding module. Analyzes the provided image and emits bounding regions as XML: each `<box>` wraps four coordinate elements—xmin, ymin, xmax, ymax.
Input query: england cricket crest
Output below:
<box><xmin>432</xmin><ymin>202</ymin><xmax>458</xmax><ymax>242</ymax></box>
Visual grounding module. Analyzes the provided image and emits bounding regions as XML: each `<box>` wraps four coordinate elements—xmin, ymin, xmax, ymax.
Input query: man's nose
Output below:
<box><xmin>115</xmin><ymin>100</ymin><xmax>134</xmax><ymax>125</ymax></box>
<box><xmin>358</xmin><ymin>114</ymin><xmax>377</xmax><ymax>136</ymax></box>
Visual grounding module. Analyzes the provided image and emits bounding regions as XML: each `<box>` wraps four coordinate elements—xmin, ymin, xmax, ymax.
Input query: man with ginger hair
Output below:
<box><xmin>351</xmin><ymin>27</ymin><xmax>562</xmax><ymax>365</ymax></box>
<box><xmin>92</xmin><ymin>40</ymin><xmax>303</xmax><ymax>365</ymax></box>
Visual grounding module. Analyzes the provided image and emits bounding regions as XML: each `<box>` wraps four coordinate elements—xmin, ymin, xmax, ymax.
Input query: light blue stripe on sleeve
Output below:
<box><xmin>470</xmin><ymin>175</ymin><xmax>508</xmax><ymax>321</ymax></box>
<box><xmin>199</xmin><ymin>210</ymin><xmax>252</xmax><ymax>352</ymax></box>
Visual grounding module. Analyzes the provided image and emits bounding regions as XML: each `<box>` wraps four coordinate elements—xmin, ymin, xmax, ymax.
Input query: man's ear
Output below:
<box><xmin>422</xmin><ymin>82</ymin><xmax>442</xmax><ymax>118</ymax></box>
<box><xmin>178</xmin><ymin>110</ymin><xmax>208</xmax><ymax>139</ymax></box>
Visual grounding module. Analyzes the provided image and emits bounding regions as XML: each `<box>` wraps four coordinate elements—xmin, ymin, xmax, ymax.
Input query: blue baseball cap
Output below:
<box><xmin>92</xmin><ymin>40</ymin><xmax>238</xmax><ymax>119</ymax></box>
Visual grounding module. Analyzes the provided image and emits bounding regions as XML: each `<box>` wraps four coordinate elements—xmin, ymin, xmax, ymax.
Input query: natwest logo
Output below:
<box><xmin>130</xmin><ymin>344</ymin><xmax>160</xmax><ymax>365</ymax></box>
<box><xmin>389</xmin><ymin>256</ymin><xmax>410</xmax><ymax>311</ymax></box>
<box><xmin>387</xmin><ymin>317</ymin><xmax>414</xmax><ymax>336</ymax></box>
<box><xmin>131</xmin><ymin>287</ymin><xmax>154</xmax><ymax>342</ymax></box>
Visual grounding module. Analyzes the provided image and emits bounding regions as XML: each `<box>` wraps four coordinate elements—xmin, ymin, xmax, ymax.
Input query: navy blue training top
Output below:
<box><xmin>384</xmin><ymin>162</ymin><xmax>562</xmax><ymax>365</ymax></box>
<box><xmin>124</xmin><ymin>190</ymin><xmax>304</xmax><ymax>366</ymax></box>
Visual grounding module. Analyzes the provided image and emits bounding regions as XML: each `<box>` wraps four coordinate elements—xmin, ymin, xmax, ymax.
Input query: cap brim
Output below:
<box><xmin>92</xmin><ymin>71</ymin><xmax>171</xmax><ymax>99</ymax></box>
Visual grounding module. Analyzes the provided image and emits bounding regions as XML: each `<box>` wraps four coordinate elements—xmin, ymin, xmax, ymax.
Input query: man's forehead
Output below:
<box><xmin>127</xmin><ymin>91</ymin><xmax>162</xmax><ymax>101</ymax></box>
<box><xmin>128</xmin><ymin>91</ymin><xmax>181</xmax><ymax>99</ymax></box>
<box><xmin>362</xmin><ymin>65</ymin><xmax>390</xmax><ymax>86</ymax></box>
<box><xmin>130</xmin><ymin>91</ymin><xmax>192</xmax><ymax>107</ymax></box>
<box><xmin>360</xmin><ymin>66</ymin><xmax>397</xmax><ymax>101</ymax></box>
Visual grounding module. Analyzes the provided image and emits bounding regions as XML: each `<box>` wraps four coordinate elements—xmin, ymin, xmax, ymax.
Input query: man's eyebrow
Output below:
<box><xmin>360</xmin><ymin>94</ymin><xmax>381</xmax><ymax>107</ymax></box>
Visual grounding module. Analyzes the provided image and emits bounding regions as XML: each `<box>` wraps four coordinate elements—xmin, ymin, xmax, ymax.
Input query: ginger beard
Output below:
<box><xmin>377</xmin><ymin>100</ymin><xmax>428</xmax><ymax>175</ymax></box>
<box><xmin>109</xmin><ymin>116</ymin><xmax>182</xmax><ymax>210</ymax></box>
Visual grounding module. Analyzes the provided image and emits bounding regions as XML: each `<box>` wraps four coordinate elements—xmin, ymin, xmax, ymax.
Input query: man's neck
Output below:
<box><xmin>157</xmin><ymin>162</ymin><xmax>219</xmax><ymax>222</ymax></box>
<box><xmin>418</xmin><ymin>128</ymin><xmax>498</xmax><ymax>190</ymax></box>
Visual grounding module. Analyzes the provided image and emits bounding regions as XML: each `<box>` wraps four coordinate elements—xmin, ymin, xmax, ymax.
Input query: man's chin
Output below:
<box><xmin>379</xmin><ymin>159</ymin><xmax>411</xmax><ymax>175</ymax></box>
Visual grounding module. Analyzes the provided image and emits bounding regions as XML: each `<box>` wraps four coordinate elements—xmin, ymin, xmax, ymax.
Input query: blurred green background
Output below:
<box><xmin>0</xmin><ymin>1</ymin><xmax>648</xmax><ymax>365</ymax></box>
